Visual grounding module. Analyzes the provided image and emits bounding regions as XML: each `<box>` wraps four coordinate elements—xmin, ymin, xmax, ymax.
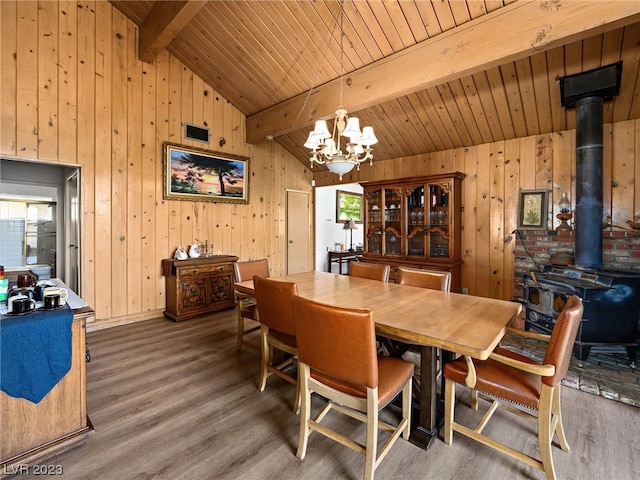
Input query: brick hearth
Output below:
<box><xmin>513</xmin><ymin>229</ymin><xmax>640</xmax><ymax>301</ymax></box>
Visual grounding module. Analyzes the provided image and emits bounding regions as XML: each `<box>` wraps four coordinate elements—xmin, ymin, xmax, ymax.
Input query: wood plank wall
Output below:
<box><xmin>2</xmin><ymin>1</ymin><xmax>638</xmax><ymax>327</ymax></box>
<box><xmin>314</xmin><ymin>119</ymin><xmax>640</xmax><ymax>301</ymax></box>
<box><xmin>0</xmin><ymin>1</ymin><xmax>313</xmax><ymax>330</ymax></box>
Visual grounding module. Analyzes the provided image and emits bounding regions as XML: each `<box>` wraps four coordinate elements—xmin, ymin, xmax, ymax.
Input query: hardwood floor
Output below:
<box><xmin>13</xmin><ymin>310</ymin><xmax>640</xmax><ymax>479</ymax></box>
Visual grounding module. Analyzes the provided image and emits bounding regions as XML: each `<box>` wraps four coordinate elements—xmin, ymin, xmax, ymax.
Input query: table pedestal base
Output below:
<box><xmin>409</xmin><ymin>402</ymin><xmax>444</xmax><ymax>450</ymax></box>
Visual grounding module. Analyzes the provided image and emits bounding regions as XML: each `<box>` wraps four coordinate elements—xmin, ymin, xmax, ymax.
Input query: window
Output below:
<box><xmin>0</xmin><ymin>199</ymin><xmax>56</xmax><ymax>269</ymax></box>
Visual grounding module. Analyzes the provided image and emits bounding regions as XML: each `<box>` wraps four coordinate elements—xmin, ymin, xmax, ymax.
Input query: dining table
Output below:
<box><xmin>234</xmin><ymin>270</ymin><xmax>522</xmax><ymax>450</ymax></box>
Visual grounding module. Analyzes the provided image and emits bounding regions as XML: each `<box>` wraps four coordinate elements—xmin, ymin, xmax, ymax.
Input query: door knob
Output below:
<box><xmin>289</xmin><ymin>240</ymin><xmax>294</xmax><ymax>243</ymax></box>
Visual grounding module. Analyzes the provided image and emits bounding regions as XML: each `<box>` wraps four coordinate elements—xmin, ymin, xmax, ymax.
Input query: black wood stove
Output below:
<box><xmin>523</xmin><ymin>265</ymin><xmax>640</xmax><ymax>365</ymax></box>
<box><xmin>522</xmin><ymin>62</ymin><xmax>640</xmax><ymax>367</ymax></box>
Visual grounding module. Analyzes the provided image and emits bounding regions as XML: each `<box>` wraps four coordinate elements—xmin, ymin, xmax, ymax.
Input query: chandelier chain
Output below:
<box><xmin>291</xmin><ymin>2</ymin><xmax>341</xmax><ymax>130</ymax></box>
<box><xmin>303</xmin><ymin>0</ymin><xmax>378</xmax><ymax>180</ymax></box>
<box><xmin>339</xmin><ymin>0</ymin><xmax>344</xmax><ymax>109</ymax></box>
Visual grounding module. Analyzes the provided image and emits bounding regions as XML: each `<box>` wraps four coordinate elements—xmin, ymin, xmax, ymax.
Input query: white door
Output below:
<box><xmin>286</xmin><ymin>189</ymin><xmax>311</xmax><ymax>274</ymax></box>
<box><xmin>64</xmin><ymin>170</ymin><xmax>80</xmax><ymax>293</ymax></box>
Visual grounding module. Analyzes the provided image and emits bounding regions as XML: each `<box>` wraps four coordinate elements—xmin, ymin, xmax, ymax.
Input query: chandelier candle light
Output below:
<box><xmin>304</xmin><ymin>0</ymin><xmax>377</xmax><ymax>180</ymax></box>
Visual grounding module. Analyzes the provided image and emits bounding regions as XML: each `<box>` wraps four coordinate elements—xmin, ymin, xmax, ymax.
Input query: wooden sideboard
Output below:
<box><xmin>1</xmin><ymin>306</ymin><xmax>94</xmax><ymax>476</ymax></box>
<box><xmin>162</xmin><ymin>255</ymin><xmax>238</xmax><ymax>321</ymax></box>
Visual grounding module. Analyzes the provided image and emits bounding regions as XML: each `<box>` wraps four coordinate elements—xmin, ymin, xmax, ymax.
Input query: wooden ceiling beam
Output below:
<box><xmin>246</xmin><ymin>0</ymin><xmax>640</xmax><ymax>144</ymax></box>
<box><xmin>139</xmin><ymin>0</ymin><xmax>207</xmax><ymax>63</ymax></box>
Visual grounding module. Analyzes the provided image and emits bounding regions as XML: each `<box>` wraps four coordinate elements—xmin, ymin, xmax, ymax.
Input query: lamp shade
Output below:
<box><xmin>559</xmin><ymin>192</ymin><xmax>571</xmax><ymax>213</ymax></box>
<box><xmin>304</xmin><ymin>132</ymin><xmax>320</xmax><ymax>149</ymax></box>
<box><xmin>310</xmin><ymin>120</ymin><xmax>331</xmax><ymax>141</ymax></box>
<box><xmin>344</xmin><ymin>219</ymin><xmax>357</xmax><ymax>230</ymax></box>
<box><xmin>342</xmin><ymin>117</ymin><xmax>362</xmax><ymax>140</ymax></box>
<box><xmin>360</xmin><ymin>126</ymin><xmax>378</xmax><ymax>146</ymax></box>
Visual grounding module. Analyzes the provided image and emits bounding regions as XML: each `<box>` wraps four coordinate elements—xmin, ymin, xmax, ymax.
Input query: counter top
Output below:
<box><xmin>0</xmin><ymin>278</ymin><xmax>87</xmax><ymax>315</ymax></box>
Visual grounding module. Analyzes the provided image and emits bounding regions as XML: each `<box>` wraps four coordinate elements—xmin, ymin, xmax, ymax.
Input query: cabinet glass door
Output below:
<box><xmin>428</xmin><ymin>182</ymin><xmax>450</xmax><ymax>259</ymax></box>
<box><xmin>407</xmin><ymin>186</ymin><xmax>425</xmax><ymax>257</ymax></box>
<box><xmin>366</xmin><ymin>189</ymin><xmax>383</xmax><ymax>254</ymax></box>
<box><xmin>384</xmin><ymin>188</ymin><xmax>402</xmax><ymax>255</ymax></box>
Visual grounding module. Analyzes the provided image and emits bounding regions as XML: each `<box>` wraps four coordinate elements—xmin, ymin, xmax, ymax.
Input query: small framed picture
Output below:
<box><xmin>517</xmin><ymin>189</ymin><xmax>548</xmax><ymax>230</ymax></box>
<box><xmin>336</xmin><ymin>190</ymin><xmax>363</xmax><ymax>223</ymax></box>
<box><xmin>163</xmin><ymin>142</ymin><xmax>249</xmax><ymax>203</ymax></box>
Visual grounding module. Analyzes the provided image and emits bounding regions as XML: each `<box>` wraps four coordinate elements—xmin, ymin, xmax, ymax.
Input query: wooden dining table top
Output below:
<box><xmin>235</xmin><ymin>271</ymin><xmax>522</xmax><ymax>360</ymax></box>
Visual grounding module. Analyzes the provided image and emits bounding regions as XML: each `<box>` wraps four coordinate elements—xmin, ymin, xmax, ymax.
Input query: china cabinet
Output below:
<box><xmin>360</xmin><ymin>173</ymin><xmax>464</xmax><ymax>291</ymax></box>
<box><xmin>162</xmin><ymin>255</ymin><xmax>238</xmax><ymax>321</ymax></box>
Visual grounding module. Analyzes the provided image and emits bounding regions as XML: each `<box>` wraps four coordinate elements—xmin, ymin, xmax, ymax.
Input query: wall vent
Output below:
<box><xmin>185</xmin><ymin>123</ymin><xmax>210</xmax><ymax>143</ymax></box>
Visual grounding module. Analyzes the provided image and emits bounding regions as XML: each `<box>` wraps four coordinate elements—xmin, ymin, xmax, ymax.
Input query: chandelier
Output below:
<box><xmin>303</xmin><ymin>0</ymin><xmax>377</xmax><ymax>180</ymax></box>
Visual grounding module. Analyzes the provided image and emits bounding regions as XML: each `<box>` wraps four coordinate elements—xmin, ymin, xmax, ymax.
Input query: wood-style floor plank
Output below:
<box><xmin>13</xmin><ymin>310</ymin><xmax>640</xmax><ymax>479</ymax></box>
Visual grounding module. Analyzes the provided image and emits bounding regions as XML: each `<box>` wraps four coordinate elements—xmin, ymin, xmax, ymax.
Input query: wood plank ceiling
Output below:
<box><xmin>110</xmin><ymin>0</ymin><xmax>640</xmax><ymax>171</ymax></box>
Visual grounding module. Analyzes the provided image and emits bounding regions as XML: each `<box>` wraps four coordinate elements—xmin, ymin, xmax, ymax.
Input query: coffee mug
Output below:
<box><xmin>34</xmin><ymin>283</ymin><xmax>56</xmax><ymax>301</ymax></box>
<box><xmin>8</xmin><ymin>295</ymin><xmax>36</xmax><ymax>314</ymax></box>
<box><xmin>9</xmin><ymin>288</ymin><xmax>36</xmax><ymax>301</ymax></box>
<box><xmin>17</xmin><ymin>274</ymin><xmax>36</xmax><ymax>288</ymax></box>
<box><xmin>43</xmin><ymin>287</ymin><xmax>68</xmax><ymax>305</ymax></box>
<box><xmin>43</xmin><ymin>293</ymin><xmax>61</xmax><ymax>309</ymax></box>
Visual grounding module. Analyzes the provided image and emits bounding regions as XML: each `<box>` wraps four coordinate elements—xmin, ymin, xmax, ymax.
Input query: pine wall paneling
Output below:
<box><xmin>2</xmin><ymin>0</ymin><xmax>639</xmax><ymax>322</ymax></box>
<box><xmin>0</xmin><ymin>1</ymin><xmax>312</xmax><ymax>330</ymax></box>
<box><xmin>314</xmin><ymin>119</ymin><xmax>640</xmax><ymax>300</ymax></box>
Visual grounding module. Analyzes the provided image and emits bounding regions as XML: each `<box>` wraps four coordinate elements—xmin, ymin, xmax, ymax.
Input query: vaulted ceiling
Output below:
<box><xmin>110</xmin><ymin>1</ymin><xmax>640</xmax><ymax>171</ymax></box>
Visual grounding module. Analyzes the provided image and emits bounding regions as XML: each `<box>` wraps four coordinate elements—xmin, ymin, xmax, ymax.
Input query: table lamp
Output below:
<box><xmin>344</xmin><ymin>219</ymin><xmax>357</xmax><ymax>252</ymax></box>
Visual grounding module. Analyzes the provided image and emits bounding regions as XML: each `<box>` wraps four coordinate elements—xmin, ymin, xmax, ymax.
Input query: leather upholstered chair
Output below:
<box><xmin>233</xmin><ymin>259</ymin><xmax>270</xmax><ymax>351</ymax></box>
<box><xmin>253</xmin><ymin>276</ymin><xmax>300</xmax><ymax>413</ymax></box>
<box><xmin>349</xmin><ymin>262</ymin><xmax>390</xmax><ymax>282</ymax></box>
<box><xmin>292</xmin><ymin>295</ymin><xmax>413</xmax><ymax>480</ymax></box>
<box><xmin>396</xmin><ymin>266</ymin><xmax>451</xmax><ymax>291</ymax></box>
<box><xmin>443</xmin><ymin>295</ymin><xmax>583</xmax><ymax>480</ymax></box>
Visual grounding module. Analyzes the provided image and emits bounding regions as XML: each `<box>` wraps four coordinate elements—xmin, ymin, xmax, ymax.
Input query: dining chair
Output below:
<box><xmin>292</xmin><ymin>295</ymin><xmax>413</xmax><ymax>480</ymax></box>
<box><xmin>233</xmin><ymin>258</ymin><xmax>270</xmax><ymax>351</ymax></box>
<box><xmin>396</xmin><ymin>266</ymin><xmax>451</xmax><ymax>291</ymax></box>
<box><xmin>391</xmin><ymin>267</ymin><xmax>452</xmax><ymax>393</ymax></box>
<box><xmin>252</xmin><ymin>275</ymin><xmax>300</xmax><ymax>413</ymax></box>
<box><xmin>349</xmin><ymin>262</ymin><xmax>390</xmax><ymax>282</ymax></box>
<box><xmin>443</xmin><ymin>295</ymin><xmax>583</xmax><ymax>480</ymax></box>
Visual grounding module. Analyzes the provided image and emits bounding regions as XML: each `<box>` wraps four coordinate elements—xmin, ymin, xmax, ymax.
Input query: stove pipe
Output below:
<box><xmin>575</xmin><ymin>96</ymin><xmax>603</xmax><ymax>269</ymax></box>
<box><xmin>560</xmin><ymin>62</ymin><xmax>622</xmax><ymax>269</ymax></box>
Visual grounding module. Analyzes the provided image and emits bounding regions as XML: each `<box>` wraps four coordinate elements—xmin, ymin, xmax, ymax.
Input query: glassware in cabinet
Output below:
<box><xmin>407</xmin><ymin>185</ymin><xmax>425</xmax><ymax>257</ymax></box>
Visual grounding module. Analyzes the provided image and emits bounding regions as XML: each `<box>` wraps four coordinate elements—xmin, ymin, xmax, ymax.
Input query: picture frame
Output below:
<box><xmin>163</xmin><ymin>142</ymin><xmax>249</xmax><ymax>204</ymax></box>
<box><xmin>517</xmin><ymin>189</ymin><xmax>548</xmax><ymax>230</ymax></box>
<box><xmin>336</xmin><ymin>190</ymin><xmax>363</xmax><ymax>223</ymax></box>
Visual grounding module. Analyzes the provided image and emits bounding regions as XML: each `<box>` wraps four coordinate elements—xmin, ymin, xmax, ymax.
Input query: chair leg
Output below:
<box><xmin>293</xmin><ymin>365</ymin><xmax>301</xmax><ymax>415</ymax></box>
<box><xmin>258</xmin><ymin>326</ymin><xmax>270</xmax><ymax>391</ymax></box>
<box><xmin>401</xmin><ymin>377</ymin><xmax>412</xmax><ymax>440</ymax></box>
<box><xmin>538</xmin><ymin>387</ymin><xmax>557</xmax><ymax>480</ymax></box>
<box><xmin>444</xmin><ymin>378</ymin><xmax>455</xmax><ymax>445</ymax></box>
<box><xmin>296</xmin><ymin>364</ymin><xmax>311</xmax><ymax>460</ymax></box>
<box><xmin>552</xmin><ymin>386</ymin><xmax>570</xmax><ymax>452</ymax></box>
<box><xmin>470</xmin><ymin>390</ymin><xmax>479</xmax><ymax>410</ymax></box>
<box><xmin>364</xmin><ymin>393</ymin><xmax>378</xmax><ymax>480</ymax></box>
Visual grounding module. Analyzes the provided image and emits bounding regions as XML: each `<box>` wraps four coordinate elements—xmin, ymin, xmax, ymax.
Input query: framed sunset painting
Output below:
<box><xmin>163</xmin><ymin>142</ymin><xmax>249</xmax><ymax>204</ymax></box>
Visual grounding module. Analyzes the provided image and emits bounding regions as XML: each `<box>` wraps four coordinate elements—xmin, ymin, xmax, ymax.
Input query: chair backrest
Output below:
<box><xmin>396</xmin><ymin>267</ymin><xmax>451</xmax><ymax>292</ymax></box>
<box><xmin>234</xmin><ymin>258</ymin><xmax>269</xmax><ymax>282</ymax></box>
<box><xmin>292</xmin><ymin>295</ymin><xmax>378</xmax><ymax>392</ymax></box>
<box><xmin>253</xmin><ymin>276</ymin><xmax>298</xmax><ymax>336</ymax></box>
<box><xmin>542</xmin><ymin>295</ymin><xmax>583</xmax><ymax>387</ymax></box>
<box><xmin>349</xmin><ymin>262</ymin><xmax>390</xmax><ymax>282</ymax></box>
